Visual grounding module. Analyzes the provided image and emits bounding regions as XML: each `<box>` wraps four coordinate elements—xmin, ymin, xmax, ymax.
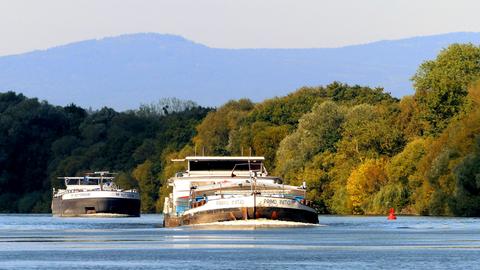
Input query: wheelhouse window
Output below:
<box><xmin>65</xmin><ymin>178</ymin><xmax>80</xmax><ymax>185</ymax></box>
<box><xmin>81</xmin><ymin>177</ymin><xmax>99</xmax><ymax>185</ymax></box>
<box><xmin>65</xmin><ymin>177</ymin><xmax>99</xmax><ymax>185</ymax></box>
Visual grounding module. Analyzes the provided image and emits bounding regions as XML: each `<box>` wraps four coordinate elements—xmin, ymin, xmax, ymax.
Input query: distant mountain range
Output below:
<box><xmin>1</xmin><ymin>32</ymin><xmax>480</xmax><ymax>110</ymax></box>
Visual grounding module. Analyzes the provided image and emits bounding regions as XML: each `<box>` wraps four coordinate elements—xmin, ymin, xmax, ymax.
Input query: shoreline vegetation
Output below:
<box><xmin>1</xmin><ymin>43</ymin><xmax>480</xmax><ymax>217</ymax></box>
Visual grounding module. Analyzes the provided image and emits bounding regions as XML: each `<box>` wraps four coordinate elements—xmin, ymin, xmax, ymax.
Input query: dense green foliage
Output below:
<box><xmin>412</xmin><ymin>43</ymin><xmax>480</xmax><ymax>135</ymax></box>
<box><xmin>2</xmin><ymin>43</ymin><xmax>480</xmax><ymax>216</ymax></box>
<box><xmin>0</xmin><ymin>95</ymin><xmax>210</xmax><ymax>212</ymax></box>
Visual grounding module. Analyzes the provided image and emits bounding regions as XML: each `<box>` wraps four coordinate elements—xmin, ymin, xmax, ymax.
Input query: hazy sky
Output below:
<box><xmin>1</xmin><ymin>0</ymin><xmax>479</xmax><ymax>56</ymax></box>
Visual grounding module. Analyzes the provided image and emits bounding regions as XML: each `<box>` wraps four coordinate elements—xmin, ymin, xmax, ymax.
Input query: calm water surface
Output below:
<box><xmin>1</xmin><ymin>214</ymin><xmax>480</xmax><ymax>269</ymax></box>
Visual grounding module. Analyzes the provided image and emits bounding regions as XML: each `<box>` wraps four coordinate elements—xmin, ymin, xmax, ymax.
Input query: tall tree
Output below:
<box><xmin>412</xmin><ymin>43</ymin><xmax>480</xmax><ymax>134</ymax></box>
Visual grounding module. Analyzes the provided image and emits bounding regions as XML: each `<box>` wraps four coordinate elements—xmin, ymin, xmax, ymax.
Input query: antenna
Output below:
<box><xmin>202</xmin><ymin>146</ymin><xmax>205</xmax><ymax>156</ymax></box>
<box><xmin>194</xmin><ymin>144</ymin><xmax>197</xmax><ymax>156</ymax></box>
<box><xmin>241</xmin><ymin>146</ymin><xmax>244</xmax><ymax>156</ymax></box>
<box><xmin>249</xmin><ymin>147</ymin><xmax>252</xmax><ymax>156</ymax></box>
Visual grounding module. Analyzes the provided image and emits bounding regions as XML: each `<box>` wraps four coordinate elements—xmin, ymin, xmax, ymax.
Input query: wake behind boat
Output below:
<box><xmin>163</xmin><ymin>156</ymin><xmax>318</xmax><ymax>227</ymax></box>
<box><xmin>52</xmin><ymin>171</ymin><xmax>140</xmax><ymax>217</ymax></box>
<box><xmin>189</xmin><ymin>219</ymin><xmax>320</xmax><ymax>230</ymax></box>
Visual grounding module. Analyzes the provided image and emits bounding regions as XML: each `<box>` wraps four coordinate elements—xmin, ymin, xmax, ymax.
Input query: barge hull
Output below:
<box><xmin>52</xmin><ymin>197</ymin><xmax>140</xmax><ymax>217</ymax></box>
<box><xmin>164</xmin><ymin>207</ymin><xmax>318</xmax><ymax>227</ymax></box>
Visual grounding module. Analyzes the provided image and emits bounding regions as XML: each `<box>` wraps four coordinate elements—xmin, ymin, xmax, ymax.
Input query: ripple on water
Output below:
<box><xmin>1</xmin><ymin>214</ymin><xmax>480</xmax><ymax>270</ymax></box>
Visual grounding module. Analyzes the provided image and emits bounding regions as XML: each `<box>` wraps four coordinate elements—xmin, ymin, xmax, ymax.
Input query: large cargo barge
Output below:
<box><xmin>52</xmin><ymin>172</ymin><xmax>140</xmax><ymax>217</ymax></box>
<box><xmin>163</xmin><ymin>156</ymin><xmax>318</xmax><ymax>227</ymax></box>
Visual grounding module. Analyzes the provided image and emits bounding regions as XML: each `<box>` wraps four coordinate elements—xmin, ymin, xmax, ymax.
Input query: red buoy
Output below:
<box><xmin>387</xmin><ymin>208</ymin><xmax>397</xmax><ymax>220</ymax></box>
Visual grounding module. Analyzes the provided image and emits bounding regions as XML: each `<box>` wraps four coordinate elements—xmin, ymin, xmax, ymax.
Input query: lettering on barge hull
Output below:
<box><xmin>62</xmin><ymin>191</ymin><xmax>139</xmax><ymax>200</ymax></box>
<box><xmin>186</xmin><ymin>196</ymin><xmax>314</xmax><ymax>215</ymax></box>
<box><xmin>259</xmin><ymin>198</ymin><xmax>295</xmax><ymax>206</ymax></box>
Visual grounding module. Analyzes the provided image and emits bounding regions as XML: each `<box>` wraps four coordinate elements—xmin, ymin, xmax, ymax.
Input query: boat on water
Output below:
<box><xmin>52</xmin><ymin>171</ymin><xmax>140</xmax><ymax>217</ymax></box>
<box><xmin>163</xmin><ymin>156</ymin><xmax>318</xmax><ymax>227</ymax></box>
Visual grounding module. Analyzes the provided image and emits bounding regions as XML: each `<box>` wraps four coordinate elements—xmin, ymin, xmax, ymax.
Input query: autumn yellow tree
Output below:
<box><xmin>346</xmin><ymin>159</ymin><xmax>388</xmax><ymax>214</ymax></box>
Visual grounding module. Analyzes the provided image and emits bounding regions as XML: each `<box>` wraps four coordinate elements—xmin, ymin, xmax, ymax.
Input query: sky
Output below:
<box><xmin>0</xmin><ymin>0</ymin><xmax>479</xmax><ymax>56</ymax></box>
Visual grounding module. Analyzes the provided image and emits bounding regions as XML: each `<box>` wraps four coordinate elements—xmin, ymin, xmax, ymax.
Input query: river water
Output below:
<box><xmin>1</xmin><ymin>214</ymin><xmax>479</xmax><ymax>269</ymax></box>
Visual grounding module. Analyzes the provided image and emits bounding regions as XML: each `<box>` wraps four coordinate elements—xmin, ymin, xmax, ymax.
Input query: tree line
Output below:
<box><xmin>1</xmin><ymin>43</ymin><xmax>480</xmax><ymax>216</ymax></box>
<box><xmin>0</xmin><ymin>96</ymin><xmax>210</xmax><ymax>212</ymax></box>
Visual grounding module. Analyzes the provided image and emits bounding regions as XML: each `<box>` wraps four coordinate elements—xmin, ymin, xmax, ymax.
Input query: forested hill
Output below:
<box><xmin>1</xmin><ymin>32</ymin><xmax>480</xmax><ymax>110</ymax></box>
<box><xmin>2</xmin><ymin>43</ymin><xmax>480</xmax><ymax>216</ymax></box>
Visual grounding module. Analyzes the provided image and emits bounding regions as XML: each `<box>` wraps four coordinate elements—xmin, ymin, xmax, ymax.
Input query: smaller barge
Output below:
<box><xmin>52</xmin><ymin>171</ymin><xmax>140</xmax><ymax>217</ymax></box>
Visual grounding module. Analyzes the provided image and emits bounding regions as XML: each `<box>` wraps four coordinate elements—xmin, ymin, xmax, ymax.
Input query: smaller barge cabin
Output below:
<box><xmin>163</xmin><ymin>156</ymin><xmax>318</xmax><ymax>227</ymax></box>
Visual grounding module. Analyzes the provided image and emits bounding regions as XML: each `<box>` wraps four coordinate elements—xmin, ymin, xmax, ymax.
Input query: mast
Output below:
<box><xmin>249</xmin><ymin>160</ymin><xmax>258</xmax><ymax>220</ymax></box>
